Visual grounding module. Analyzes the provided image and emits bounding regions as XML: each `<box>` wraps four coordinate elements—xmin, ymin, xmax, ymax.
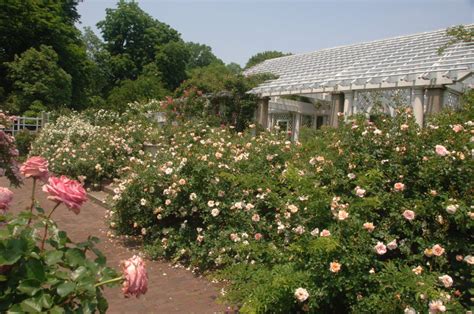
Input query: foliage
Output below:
<box><xmin>5</xmin><ymin>45</ymin><xmax>72</xmax><ymax>114</ymax></box>
<box><xmin>245</xmin><ymin>50</ymin><xmax>291</xmax><ymax>69</ymax></box>
<box><xmin>110</xmin><ymin>97</ymin><xmax>473</xmax><ymax>312</ymax></box>
<box><xmin>0</xmin><ymin>0</ymin><xmax>91</xmax><ymax>109</ymax></box>
<box><xmin>185</xmin><ymin>42</ymin><xmax>223</xmax><ymax>71</ymax></box>
<box><xmin>155</xmin><ymin>41</ymin><xmax>190</xmax><ymax>91</ymax></box>
<box><xmin>30</xmin><ymin>110</ymin><xmax>155</xmax><ymax>186</ymax></box>
<box><xmin>13</xmin><ymin>129</ymin><xmax>36</xmax><ymax>157</ymax></box>
<box><xmin>438</xmin><ymin>24</ymin><xmax>474</xmax><ymax>54</ymax></box>
<box><xmin>0</xmin><ymin>112</ymin><xmax>21</xmax><ymax>186</ymax></box>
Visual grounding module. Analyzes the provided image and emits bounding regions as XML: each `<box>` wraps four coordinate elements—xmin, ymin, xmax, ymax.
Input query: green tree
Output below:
<box><xmin>185</xmin><ymin>42</ymin><xmax>223</xmax><ymax>70</ymax></box>
<box><xmin>155</xmin><ymin>41</ymin><xmax>190</xmax><ymax>91</ymax></box>
<box><xmin>5</xmin><ymin>45</ymin><xmax>72</xmax><ymax>114</ymax></box>
<box><xmin>0</xmin><ymin>0</ymin><xmax>91</xmax><ymax>109</ymax></box>
<box><xmin>97</xmin><ymin>0</ymin><xmax>181</xmax><ymax>82</ymax></box>
<box><xmin>226</xmin><ymin>62</ymin><xmax>243</xmax><ymax>74</ymax></box>
<box><xmin>245</xmin><ymin>50</ymin><xmax>291</xmax><ymax>69</ymax></box>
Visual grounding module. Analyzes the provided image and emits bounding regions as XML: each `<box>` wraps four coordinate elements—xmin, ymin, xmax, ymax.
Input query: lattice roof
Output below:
<box><xmin>245</xmin><ymin>25</ymin><xmax>474</xmax><ymax>96</ymax></box>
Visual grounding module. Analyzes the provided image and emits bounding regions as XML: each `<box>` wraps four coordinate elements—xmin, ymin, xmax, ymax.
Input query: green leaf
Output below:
<box><xmin>0</xmin><ymin>238</ymin><xmax>29</xmax><ymax>266</ymax></box>
<box><xmin>39</xmin><ymin>293</ymin><xmax>53</xmax><ymax>309</ymax></box>
<box><xmin>25</xmin><ymin>258</ymin><xmax>46</xmax><ymax>281</ymax></box>
<box><xmin>65</xmin><ymin>248</ymin><xmax>85</xmax><ymax>267</ymax></box>
<box><xmin>56</xmin><ymin>282</ymin><xmax>76</xmax><ymax>297</ymax></box>
<box><xmin>35</xmin><ymin>206</ymin><xmax>45</xmax><ymax>214</ymax></box>
<box><xmin>70</xmin><ymin>266</ymin><xmax>88</xmax><ymax>281</ymax></box>
<box><xmin>20</xmin><ymin>298</ymin><xmax>42</xmax><ymax>312</ymax></box>
<box><xmin>17</xmin><ymin>279</ymin><xmax>41</xmax><ymax>296</ymax></box>
<box><xmin>44</xmin><ymin>250</ymin><xmax>63</xmax><ymax>266</ymax></box>
<box><xmin>49</xmin><ymin>305</ymin><xmax>66</xmax><ymax>314</ymax></box>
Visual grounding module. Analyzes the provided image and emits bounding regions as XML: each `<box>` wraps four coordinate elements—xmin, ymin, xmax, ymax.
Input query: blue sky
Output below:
<box><xmin>77</xmin><ymin>0</ymin><xmax>474</xmax><ymax>66</ymax></box>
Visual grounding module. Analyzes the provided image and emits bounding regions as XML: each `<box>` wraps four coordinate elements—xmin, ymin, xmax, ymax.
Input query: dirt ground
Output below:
<box><xmin>2</xmin><ymin>176</ymin><xmax>226</xmax><ymax>313</ymax></box>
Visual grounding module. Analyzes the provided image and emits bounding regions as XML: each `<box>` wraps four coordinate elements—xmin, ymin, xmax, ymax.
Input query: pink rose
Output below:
<box><xmin>121</xmin><ymin>255</ymin><xmax>148</xmax><ymax>298</ymax></box>
<box><xmin>403</xmin><ymin>210</ymin><xmax>415</xmax><ymax>221</ymax></box>
<box><xmin>428</xmin><ymin>300</ymin><xmax>446</xmax><ymax>313</ymax></box>
<box><xmin>20</xmin><ymin>156</ymin><xmax>49</xmax><ymax>181</ymax></box>
<box><xmin>438</xmin><ymin>275</ymin><xmax>453</xmax><ymax>288</ymax></box>
<box><xmin>42</xmin><ymin>176</ymin><xmax>87</xmax><ymax>214</ymax></box>
<box><xmin>432</xmin><ymin>244</ymin><xmax>445</xmax><ymax>257</ymax></box>
<box><xmin>363</xmin><ymin>222</ymin><xmax>375</xmax><ymax>232</ymax></box>
<box><xmin>320</xmin><ymin>229</ymin><xmax>331</xmax><ymax>237</ymax></box>
<box><xmin>337</xmin><ymin>210</ymin><xmax>349</xmax><ymax>221</ymax></box>
<box><xmin>387</xmin><ymin>239</ymin><xmax>398</xmax><ymax>250</ymax></box>
<box><xmin>435</xmin><ymin>145</ymin><xmax>449</xmax><ymax>156</ymax></box>
<box><xmin>374</xmin><ymin>242</ymin><xmax>387</xmax><ymax>255</ymax></box>
<box><xmin>254</xmin><ymin>233</ymin><xmax>262</xmax><ymax>241</ymax></box>
<box><xmin>0</xmin><ymin>187</ymin><xmax>13</xmax><ymax>210</ymax></box>
<box><xmin>452</xmin><ymin>124</ymin><xmax>463</xmax><ymax>133</ymax></box>
<box><xmin>394</xmin><ymin>182</ymin><xmax>405</xmax><ymax>192</ymax></box>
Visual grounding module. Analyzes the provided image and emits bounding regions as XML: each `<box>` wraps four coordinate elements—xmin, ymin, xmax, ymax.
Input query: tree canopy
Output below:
<box><xmin>245</xmin><ymin>50</ymin><xmax>291</xmax><ymax>69</ymax></box>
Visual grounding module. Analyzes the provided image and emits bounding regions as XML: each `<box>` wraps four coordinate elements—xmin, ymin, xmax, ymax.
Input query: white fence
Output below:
<box><xmin>4</xmin><ymin>112</ymin><xmax>50</xmax><ymax>136</ymax></box>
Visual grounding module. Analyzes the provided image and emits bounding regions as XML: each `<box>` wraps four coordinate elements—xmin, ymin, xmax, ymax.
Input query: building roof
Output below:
<box><xmin>245</xmin><ymin>25</ymin><xmax>474</xmax><ymax>96</ymax></box>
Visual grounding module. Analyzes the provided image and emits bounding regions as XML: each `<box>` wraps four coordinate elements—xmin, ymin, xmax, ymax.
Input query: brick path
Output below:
<box><xmin>2</xmin><ymin>177</ymin><xmax>225</xmax><ymax>313</ymax></box>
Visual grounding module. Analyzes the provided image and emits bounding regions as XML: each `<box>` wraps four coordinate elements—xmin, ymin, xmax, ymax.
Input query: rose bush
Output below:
<box><xmin>0</xmin><ymin>142</ymin><xmax>148</xmax><ymax>311</ymax></box>
<box><xmin>0</xmin><ymin>111</ymin><xmax>22</xmax><ymax>186</ymax></box>
<box><xmin>109</xmin><ymin>93</ymin><xmax>473</xmax><ymax>312</ymax></box>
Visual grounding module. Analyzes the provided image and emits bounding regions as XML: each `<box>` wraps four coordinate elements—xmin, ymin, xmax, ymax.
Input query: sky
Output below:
<box><xmin>77</xmin><ymin>0</ymin><xmax>474</xmax><ymax>66</ymax></box>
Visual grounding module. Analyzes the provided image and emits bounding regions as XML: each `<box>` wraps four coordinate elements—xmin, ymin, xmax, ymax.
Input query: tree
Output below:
<box><xmin>185</xmin><ymin>42</ymin><xmax>223</xmax><ymax>70</ymax></box>
<box><xmin>5</xmin><ymin>45</ymin><xmax>72</xmax><ymax>114</ymax></box>
<box><xmin>245</xmin><ymin>50</ymin><xmax>291</xmax><ymax>69</ymax></box>
<box><xmin>226</xmin><ymin>62</ymin><xmax>242</xmax><ymax>75</ymax></box>
<box><xmin>155</xmin><ymin>41</ymin><xmax>190</xmax><ymax>91</ymax></box>
<box><xmin>97</xmin><ymin>0</ymin><xmax>181</xmax><ymax>81</ymax></box>
<box><xmin>0</xmin><ymin>0</ymin><xmax>90</xmax><ymax>109</ymax></box>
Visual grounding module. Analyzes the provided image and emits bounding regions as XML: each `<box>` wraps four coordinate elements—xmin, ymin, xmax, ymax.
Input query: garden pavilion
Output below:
<box><xmin>245</xmin><ymin>25</ymin><xmax>474</xmax><ymax>140</ymax></box>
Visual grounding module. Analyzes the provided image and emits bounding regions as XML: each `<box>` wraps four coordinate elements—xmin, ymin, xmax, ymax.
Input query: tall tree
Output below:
<box><xmin>155</xmin><ymin>41</ymin><xmax>190</xmax><ymax>91</ymax></box>
<box><xmin>0</xmin><ymin>0</ymin><xmax>90</xmax><ymax>109</ymax></box>
<box><xmin>97</xmin><ymin>0</ymin><xmax>181</xmax><ymax>82</ymax></box>
<box><xmin>245</xmin><ymin>50</ymin><xmax>291</xmax><ymax>69</ymax></box>
<box><xmin>185</xmin><ymin>42</ymin><xmax>223</xmax><ymax>70</ymax></box>
<box><xmin>5</xmin><ymin>45</ymin><xmax>72</xmax><ymax>114</ymax></box>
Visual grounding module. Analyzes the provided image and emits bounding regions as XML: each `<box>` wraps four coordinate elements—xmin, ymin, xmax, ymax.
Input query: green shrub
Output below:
<box><xmin>14</xmin><ymin>129</ymin><xmax>36</xmax><ymax>157</ymax></box>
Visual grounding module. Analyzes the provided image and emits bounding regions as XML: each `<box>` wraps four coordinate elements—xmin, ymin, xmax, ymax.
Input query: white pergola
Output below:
<box><xmin>245</xmin><ymin>25</ymin><xmax>474</xmax><ymax>140</ymax></box>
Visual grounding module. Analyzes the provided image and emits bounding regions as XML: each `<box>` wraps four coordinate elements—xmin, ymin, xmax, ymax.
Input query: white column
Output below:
<box><xmin>293</xmin><ymin>112</ymin><xmax>301</xmax><ymax>141</ymax></box>
<box><xmin>411</xmin><ymin>88</ymin><xmax>424</xmax><ymax>127</ymax></box>
<box><xmin>343</xmin><ymin>91</ymin><xmax>354</xmax><ymax>118</ymax></box>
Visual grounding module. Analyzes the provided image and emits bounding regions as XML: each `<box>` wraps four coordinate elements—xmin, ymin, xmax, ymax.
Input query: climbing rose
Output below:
<box><xmin>403</xmin><ymin>210</ymin><xmax>415</xmax><ymax>221</ymax></box>
<box><xmin>20</xmin><ymin>156</ymin><xmax>49</xmax><ymax>181</ymax></box>
<box><xmin>428</xmin><ymin>300</ymin><xmax>446</xmax><ymax>313</ymax></box>
<box><xmin>42</xmin><ymin>175</ymin><xmax>87</xmax><ymax>214</ymax></box>
<box><xmin>0</xmin><ymin>187</ymin><xmax>13</xmax><ymax>210</ymax></box>
<box><xmin>121</xmin><ymin>255</ymin><xmax>148</xmax><ymax>298</ymax></box>
<box><xmin>438</xmin><ymin>275</ymin><xmax>453</xmax><ymax>288</ymax></box>
<box><xmin>435</xmin><ymin>145</ymin><xmax>449</xmax><ymax>156</ymax></box>
<box><xmin>374</xmin><ymin>242</ymin><xmax>387</xmax><ymax>255</ymax></box>
<box><xmin>294</xmin><ymin>288</ymin><xmax>309</xmax><ymax>302</ymax></box>
<box><xmin>432</xmin><ymin>244</ymin><xmax>445</xmax><ymax>257</ymax></box>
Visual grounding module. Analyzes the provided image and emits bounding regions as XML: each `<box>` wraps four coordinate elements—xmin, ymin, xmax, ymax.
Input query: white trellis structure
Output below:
<box><xmin>246</xmin><ymin>25</ymin><xmax>473</xmax><ymax>140</ymax></box>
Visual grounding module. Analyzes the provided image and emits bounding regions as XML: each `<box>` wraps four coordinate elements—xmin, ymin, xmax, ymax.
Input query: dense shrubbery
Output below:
<box><xmin>109</xmin><ymin>99</ymin><xmax>473</xmax><ymax>312</ymax></box>
<box><xmin>30</xmin><ymin>109</ymin><xmax>155</xmax><ymax>186</ymax></box>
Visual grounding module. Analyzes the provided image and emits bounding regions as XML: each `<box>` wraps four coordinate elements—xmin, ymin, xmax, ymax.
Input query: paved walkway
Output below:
<box><xmin>2</xmin><ymin>177</ymin><xmax>225</xmax><ymax>313</ymax></box>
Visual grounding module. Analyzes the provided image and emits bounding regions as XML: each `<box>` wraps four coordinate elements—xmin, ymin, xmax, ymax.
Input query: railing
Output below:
<box><xmin>4</xmin><ymin>112</ymin><xmax>50</xmax><ymax>136</ymax></box>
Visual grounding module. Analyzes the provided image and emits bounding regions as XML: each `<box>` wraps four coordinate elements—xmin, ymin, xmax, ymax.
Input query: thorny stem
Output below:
<box><xmin>27</xmin><ymin>178</ymin><xmax>37</xmax><ymax>226</ymax></box>
<box><xmin>40</xmin><ymin>202</ymin><xmax>60</xmax><ymax>251</ymax></box>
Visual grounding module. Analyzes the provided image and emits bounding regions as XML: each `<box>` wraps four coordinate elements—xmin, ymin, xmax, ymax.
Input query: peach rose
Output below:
<box><xmin>294</xmin><ymin>288</ymin><xmax>309</xmax><ymax>302</ymax></box>
<box><xmin>387</xmin><ymin>239</ymin><xmax>398</xmax><ymax>250</ymax></box>
<box><xmin>412</xmin><ymin>266</ymin><xmax>423</xmax><ymax>275</ymax></box>
<box><xmin>320</xmin><ymin>229</ymin><xmax>331</xmax><ymax>237</ymax></box>
<box><xmin>0</xmin><ymin>187</ymin><xmax>13</xmax><ymax>210</ymax></box>
<box><xmin>452</xmin><ymin>124</ymin><xmax>463</xmax><ymax>133</ymax></box>
<box><xmin>254</xmin><ymin>233</ymin><xmax>262</xmax><ymax>241</ymax></box>
<box><xmin>363</xmin><ymin>222</ymin><xmax>375</xmax><ymax>232</ymax></box>
<box><xmin>403</xmin><ymin>210</ymin><xmax>415</xmax><ymax>221</ymax></box>
<box><xmin>42</xmin><ymin>175</ymin><xmax>87</xmax><ymax>214</ymax></box>
<box><xmin>432</xmin><ymin>244</ymin><xmax>445</xmax><ymax>257</ymax></box>
<box><xmin>394</xmin><ymin>182</ymin><xmax>405</xmax><ymax>192</ymax></box>
<box><xmin>121</xmin><ymin>255</ymin><xmax>148</xmax><ymax>298</ymax></box>
<box><xmin>20</xmin><ymin>156</ymin><xmax>49</xmax><ymax>181</ymax></box>
<box><xmin>435</xmin><ymin>145</ymin><xmax>449</xmax><ymax>156</ymax></box>
<box><xmin>428</xmin><ymin>300</ymin><xmax>446</xmax><ymax>313</ymax></box>
<box><xmin>337</xmin><ymin>210</ymin><xmax>349</xmax><ymax>221</ymax></box>
<box><xmin>438</xmin><ymin>275</ymin><xmax>453</xmax><ymax>288</ymax></box>
<box><xmin>374</xmin><ymin>242</ymin><xmax>387</xmax><ymax>255</ymax></box>
<box><xmin>329</xmin><ymin>262</ymin><xmax>341</xmax><ymax>273</ymax></box>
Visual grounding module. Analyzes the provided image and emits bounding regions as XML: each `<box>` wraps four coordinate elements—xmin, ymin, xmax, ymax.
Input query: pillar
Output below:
<box><xmin>330</xmin><ymin>93</ymin><xmax>344</xmax><ymax>127</ymax></box>
<box><xmin>293</xmin><ymin>112</ymin><xmax>301</xmax><ymax>141</ymax></box>
<box><xmin>256</xmin><ymin>97</ymin><xmax>269</xmax><ymax>129</ymax></box>
<box><xmin>425</xmin><ymin>88</ymin><xmax>445</xmax><ymax>115</ymax></box>
<box><xmin>343</xmin><ymin>91</ymin><xmax>354</xmax><ymax>118</ymax></box>
<box><xmin>411</xmin><ymin>88</ymin><xmax>424</xmax><ymax>127</ymax></box>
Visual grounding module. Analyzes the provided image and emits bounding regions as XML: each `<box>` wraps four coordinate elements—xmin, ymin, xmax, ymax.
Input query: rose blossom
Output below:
<box><xmin>0</xmin><ymin>187</ymin><xmax>13</xmax><ymax>210</ymax></box>
<box><xmin>254</xmin><ymin>233</ymin><xmax>262</xmax><ymax>241</ymax></box>
<box><xmin>435</xmin><ymin>145</ymin><xmax>449</xmax><ymax>156</ymax></box>
<box><xmin>20</xmin><ymin>156</ymin><xmax>49</xmax><ymax>181</ymax></box>
<box><xmin>287</xmin><ymin>204</ymin><xmax>299</xmax><ymax>213</ymax></box>
<box><xmin>121</xmin><ymin>255</ymin><xmax>148</xmax><ymax>298</ymax></box>
<box><xmin>403</xmin><ymin>210</ymin><xmax>415</xmax><ymax>221</ymax></box>
<box><xmin>354</xmin><ymin>186</ymin><xmax>366</xmax><ymax>197</ymax></box>
<box><xmin>464</xmin><ymin>255</ymin><xmax>474</xmax><ymax>265</ymax></box>
<box><xmin>445</xmin><ymin>204</ymin><xmax>459</xmax><ymax>214</ymax></box>
<box><xmin>320</xmin><ymin>229</ymin><xmax>331</xmax><ymax>237</ymax></box>
<box><xmin>428</xmin><ymin>300</ymin><xmax>446</xmax><ymax>313</ymax></box>
<box><xmin>363</xmin><ymin>222</ymin><xmax>375</xmax><ymax>232</ymax></box>
<box><xmin>394</xmin><ymin>182</ymin><xmax>405</xmax><ymax>192</ymax></box>
<box><xmin>329</xmin><ymin>262</ymin><xmax>341</xmax><ymax>273</ymax></box>
<box><xmin>404</xmin><ymin>307</ymin><xmax>416</xmax><ymax>314</ymax></box>
<box><xmin>432</xmin><ymin>244</ymin><xmax>445</xmax><ymax>257</ymax></box>
<box><xmin>337</xmin><ymin>210</ymin><xmax>349</xmax><ymax>221</ymax></box>
<box><xmin>374</xmin><ymin>242</ymin><xmax>387</xmax><ymax>255</ymax></box>
<box><xmin>294</xmin><ymin>288</ymin><xmax>309</xmax><ymax>302</ymax></box>
<box><xmin>438</xmin><ymin>275</ymin><xmax>453</xmax><ymax>288</ymax></box>
<box><xmin>412</xmin><ymin>266</ymin><xmax>423</xmax><ymax>275</ymax></box>
<box><xmin>251</xmin><ymin>214</ymin><xmax>260</xmax><ymax>222</ymax></box>
<box><xmin>452</xmin><ymin>124</ymin><xmax>463</xmax><ymax>133</ymax></box>
<box><xmin>387</xmin><ymin>239</ymin><xmax>398</xmax><ymax>250</ymax></box>
<box><xmin>400</xmin><ymin>124</ymin><xmax>409</xmax><ymax>131</ymax></box>
<box><xmin>42</xmin><ymin>176</ymin><xmax>87</xmax><ymax>214</ymax></box>
<box><xmin>211</xmin><ymin>208</ymin><xmax>220</xmax><ymax>217</ymax></box>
